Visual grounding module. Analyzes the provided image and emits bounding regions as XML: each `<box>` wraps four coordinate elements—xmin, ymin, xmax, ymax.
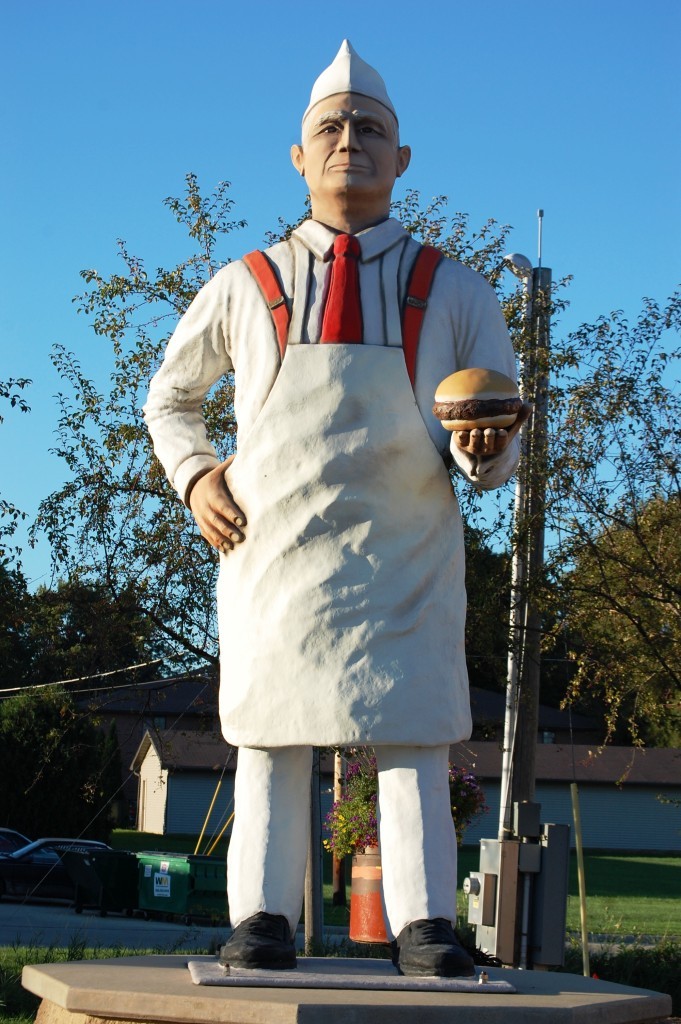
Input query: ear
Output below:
<box><xmin>396</xmin><ymin>145</ymin><xmax>411</xmax><ymax>178</ymax></box>
<box><xmin>291</xmin><ymin>144</ymin><xmax>305</xmax><ymax>176</ymax></box>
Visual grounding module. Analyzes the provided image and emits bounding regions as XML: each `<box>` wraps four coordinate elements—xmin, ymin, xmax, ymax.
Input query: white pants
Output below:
<box><xmin>227</xmin><ymin>744</ymin><xmax>458</xmax><ymax>939</ymax></box>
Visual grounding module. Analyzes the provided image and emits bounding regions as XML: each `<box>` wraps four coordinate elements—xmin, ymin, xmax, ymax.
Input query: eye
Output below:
<box><xmin>358</xmin><ymin>122</ymin><xmax>384</xmax><ymax>136</ymax></box>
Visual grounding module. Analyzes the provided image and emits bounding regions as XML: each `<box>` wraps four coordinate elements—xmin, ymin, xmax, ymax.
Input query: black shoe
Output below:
<box><xmin>218</xmin><ymin>912</ymin><xmax>297</xmax><ymax>970</ymax></box>
<box><xmin>392</xmin><ymin>917</ymin><xmax>476</xmax><ymax>977</ymax></box>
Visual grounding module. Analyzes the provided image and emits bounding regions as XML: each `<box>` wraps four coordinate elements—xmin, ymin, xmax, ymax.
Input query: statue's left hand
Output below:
<box><xmin>452</xmin><ymin>402</ymin><xmax>533</xmax><ymax>457</ymax></box>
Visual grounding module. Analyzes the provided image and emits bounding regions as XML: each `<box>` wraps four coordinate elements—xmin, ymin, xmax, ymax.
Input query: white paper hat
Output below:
<box><xmin>302</xmin><ymin>39</ymin><xmax>397</xmax><ymax>129</ymax></box>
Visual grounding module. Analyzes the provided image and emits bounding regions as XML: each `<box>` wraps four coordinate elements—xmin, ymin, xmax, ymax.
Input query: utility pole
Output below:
<box><xmin>500</xmin><ymin>211</ymin><xmax>552</xmax><ymax>823</ymax></box>
<box><xmin>465</xmin><ymin>217</ymin><xmax>569</xmax><ymax>971</ymax></box>
<box><xmin>511</xmin><ymin>253</ymin><xmax>551</xmax><ymax>807</ymax></box>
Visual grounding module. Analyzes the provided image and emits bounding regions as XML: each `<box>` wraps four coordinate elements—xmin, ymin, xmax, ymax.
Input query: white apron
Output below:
<box><xmin>217</xmin><ymin>343</ymin><xmax>472</xmax><ymax>747</ymax></box>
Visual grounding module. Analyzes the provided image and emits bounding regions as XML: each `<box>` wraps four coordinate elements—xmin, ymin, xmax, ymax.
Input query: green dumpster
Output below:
<box><xmin>62</xmin><ymin>849</ymin><xmax>139</xmax><ymax>916</ymax></box>
<box><xmin>136</xmin><ymin>852</ymin><xmax>227</xmax><ymax>922</ymax></box>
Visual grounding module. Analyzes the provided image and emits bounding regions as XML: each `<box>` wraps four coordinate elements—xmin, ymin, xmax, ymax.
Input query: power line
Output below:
<box><xmin>0</xmin><ymin>652</ymin><xmax>213</xmax><ymax>697</ymax></box>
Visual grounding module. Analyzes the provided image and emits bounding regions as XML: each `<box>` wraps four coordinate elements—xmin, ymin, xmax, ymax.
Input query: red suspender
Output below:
<box><xmin>243</xmin><ymin>250</ymin><xmax>290</xmax><ymax>361</ymax></box>
<box><xmin>244</xmin><ymin>243</ymin><xmax>442</xmax><ymax>388</ymax></box>
<box><xmin>402</xmin><ymin>245</ymin><xmax>443</xmax><ymax>387</ymax></box>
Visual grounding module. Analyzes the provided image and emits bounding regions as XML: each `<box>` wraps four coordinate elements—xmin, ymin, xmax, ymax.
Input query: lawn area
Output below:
<box><xmin>110</xmin><ymin>833</ymin><xmax>680</xmax><ymax>939</ymax></box>
<box><xmin>563</xmin><ymin>852</ymin><xmax>681</xmax><ymax>937</ymax></box>
<box><xmin>455</xmin><ymin>848</ymin><xmax>681</xmax><ymax>939</ymax></box>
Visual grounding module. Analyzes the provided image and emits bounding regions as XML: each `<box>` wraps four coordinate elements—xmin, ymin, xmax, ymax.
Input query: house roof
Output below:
<box><xmin>130</xmin><ymin>729</ymin><xmax>236</xmax><ymax>773</ymax></box>
<box><xmin>449</xmin><ymin>741</ymin><xmax>681</xmax><ymax>786</ymax></box>
<box><xmin>131</xmin><ymin>728</ymin><xmax>680</xmax><ymax>788</ymax></box>
<box><xmin>131</xmin><ymin>729</ymin><xmax>338</xmax><ymax>774</ymax></box>
<box><xmin>85</xmin><ymin>673</ymin><xmax>219</xmax><ymax>717</ymax></box>
<box><xmin>468</xmin><ymin>687</ymin><xmax>599</xmax><ymax>732</ymax></box>
<box><xmin>83</xmin><ymin>673</ymin><xmax>599</xmax><ymax>734</ymax></box>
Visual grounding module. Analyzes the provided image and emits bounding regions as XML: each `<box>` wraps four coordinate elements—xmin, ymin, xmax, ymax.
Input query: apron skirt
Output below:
<box><xmin>217</xmin><ymin>344</ymin><xmax>471</xmax><ymax>747</ymax></box>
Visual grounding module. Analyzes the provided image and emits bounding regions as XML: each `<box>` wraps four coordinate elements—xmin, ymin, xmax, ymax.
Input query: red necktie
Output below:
<box><xmin>320</xmin><ymin>234</ymin><xmax>363</xmax><ymax>344</ymax></box>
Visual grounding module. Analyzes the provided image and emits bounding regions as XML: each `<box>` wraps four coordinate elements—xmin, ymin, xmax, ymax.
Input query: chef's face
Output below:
<box><xmin>291</xmin><ymin>93</ymin><xmax>410</xmax><ymax>222</ymax></box>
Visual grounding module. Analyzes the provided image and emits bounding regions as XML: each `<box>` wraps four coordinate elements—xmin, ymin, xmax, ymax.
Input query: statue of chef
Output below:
<box><xmin>144</xmin><ymin>40</ymin><xmax>529</xmax><ymax>977</ymax></box>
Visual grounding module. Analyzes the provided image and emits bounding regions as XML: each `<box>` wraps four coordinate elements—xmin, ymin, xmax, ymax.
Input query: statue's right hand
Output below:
<box><xmin>188</xmin><ymin>456</ymin><xmax>247</xmax><ymax>555</ymax></box>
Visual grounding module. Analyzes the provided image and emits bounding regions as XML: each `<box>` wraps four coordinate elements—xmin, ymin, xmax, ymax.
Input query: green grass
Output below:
<box><xmin>110</xmin><ymin>830</ymin><xmax>229</xmax><ymax>858</ymax></box>
<box><xmin>0</xmin><ymin>941</ymin><xmax>150</xmax><ymax>1024</ymax></box>
<box><xmin>563</xmin><ymin>853</ymin><xmax>681</xmax><ymax>938</ymax></box>
<box><xmin>454</xmin><ymin>848</ymin><xmax>680</xmax><ymax>939</ymax></box>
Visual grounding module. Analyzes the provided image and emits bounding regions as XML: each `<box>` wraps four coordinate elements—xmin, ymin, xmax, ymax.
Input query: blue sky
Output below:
<box><xmin>1</xmin><ymin>0</ymin><xmax>679</xmax><ymax>587</ymax></box>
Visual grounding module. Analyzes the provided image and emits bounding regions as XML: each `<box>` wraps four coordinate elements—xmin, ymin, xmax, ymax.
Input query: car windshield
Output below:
<box><xmin>24</xmin><ymin>848</ymin><xmax>61</xmax><ymax>864</ymax></box>
<box><xmin>10</xmin><ymin>839</ymin><xmax>107</xmax><ymax>859</ymax></box>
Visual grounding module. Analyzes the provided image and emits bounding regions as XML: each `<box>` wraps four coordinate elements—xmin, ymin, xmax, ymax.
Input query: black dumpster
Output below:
<box><xmin>62</xmin><ymin>849</ymin><xmax>139</xmax><ymax>916</ymax></box>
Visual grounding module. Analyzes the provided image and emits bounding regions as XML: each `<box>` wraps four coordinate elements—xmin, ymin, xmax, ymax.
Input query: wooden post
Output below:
<box><xmin>304</xmin><ymin>748</ymin><xmax>324</xmax><ymax>950</ymax></box>
<box><xmin>332</xmin><ymin>749</ymin><xmax>347</xmax><ymax>906</ymax></box>
<box><xmin>570</xmin><ymin>782</ymin><xmax>590</xmax><ymax>977</ymax></box>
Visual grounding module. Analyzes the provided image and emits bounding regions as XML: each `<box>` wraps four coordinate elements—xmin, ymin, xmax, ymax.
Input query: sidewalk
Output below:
<box><xmin>0</xmin><ymin>898</ymin><xmax>228</xmax><ymax>952</ymax></box>
<box><xmin>1</xmin><ymin>900</ymin><xmax>670</xmax><ymax>954</ymax></box>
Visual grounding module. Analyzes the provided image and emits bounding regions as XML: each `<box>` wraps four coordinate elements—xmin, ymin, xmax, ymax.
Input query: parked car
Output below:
<box><xmin>0</xmin><ymin>838</ymin><xmax>111</xmax><ymax>902</ymax></box>
<box><xmin>0</xmin><ymin>828</ymin><xmax>31</xmax><ymax>854</ymax></box>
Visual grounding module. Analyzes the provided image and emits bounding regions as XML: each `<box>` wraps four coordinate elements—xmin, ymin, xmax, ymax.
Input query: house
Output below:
<box><xmin>453</xmin><ymin>741</ymin><xmax>681</xmax><ymax>852</ymax></box>
<box><xmin>92</xmin><ymin>672</ymin><xmax>598</xmax><ymax>815</ymax></box>
<box><xmin>468</xmin><ymin>688</ymin><xmax>601</xmax><ymax>745</ymax></box>
<box><xmin>131</xmin><ymin>729</ymin><xmax>680</xmax><ymax>853</ymax></box>
<box><xmin>81</xmin><ymin>672</ymin><xmax>221</xmax><ymax>812</ymax></box>
<box><xmin>131</xmin><ymin>729</ymin><xmax>236</xmax><ymax>838</ymax></box>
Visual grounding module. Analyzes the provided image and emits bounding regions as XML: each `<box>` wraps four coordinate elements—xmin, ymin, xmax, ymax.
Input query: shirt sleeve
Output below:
<box><xmin>143</xmin><ymin>266</ymin><xmax>235</xmax><ymax>504</ymax></box>
<box><xmin>439</xmin><ymin>261</ymin><xmax>521</xmax><ymax>490</ymax></box>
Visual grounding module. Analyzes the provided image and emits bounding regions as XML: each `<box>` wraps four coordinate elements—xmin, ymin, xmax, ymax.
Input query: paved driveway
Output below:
<box><xmin>0</xmin><ymin>897</ymin><xmax>229</xmax><ymax>951</ymax></box>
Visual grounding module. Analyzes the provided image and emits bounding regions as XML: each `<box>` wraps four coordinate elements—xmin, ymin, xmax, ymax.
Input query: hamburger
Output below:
<box><xmin>433</xmin><ymin>368</ymin><xmax>522</xmax><ymax>431</ymax></box>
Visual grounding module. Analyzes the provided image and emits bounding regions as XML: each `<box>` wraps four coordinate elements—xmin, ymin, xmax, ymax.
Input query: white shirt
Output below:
<box><xmin>144</xmin><ymin>217</ymin><xmax>520</xmax><ymax>503</ymax></box>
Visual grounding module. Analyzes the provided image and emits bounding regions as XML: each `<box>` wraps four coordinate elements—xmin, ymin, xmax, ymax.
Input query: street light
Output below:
<box><xmin>503</xmin><ymin>252</ymin><xmax>533</xmax><ymax>280</ymax></box>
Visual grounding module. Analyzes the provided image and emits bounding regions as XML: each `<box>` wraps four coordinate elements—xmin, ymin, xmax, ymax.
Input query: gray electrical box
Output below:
<box><xmin>530</xmin><ymin>823</ymin><xmax>571</xmax><ymax>967</ymax></box>
<box><xmin>470</xmin><ymin>837</ymin><xmax>520</xmax><ymax>964</ymax></box>
<box><xmin>514</xmin><ymin>800</ymin><xmax>541</xmax><ymax>839</ymax></box>
<box><xmin>464</xmin><ymin>804</ymin><xmax>571</xmax><ymax>968</ymax></box>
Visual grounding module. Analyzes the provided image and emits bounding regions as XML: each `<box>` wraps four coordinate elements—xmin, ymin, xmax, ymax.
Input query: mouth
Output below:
<box><xmin>328</xmin><ymin>163</ymin><xmax>369</xmax><ymax>172</ymax></box>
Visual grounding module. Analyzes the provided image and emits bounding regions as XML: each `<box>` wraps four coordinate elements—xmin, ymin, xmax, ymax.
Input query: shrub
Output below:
<box><xmin>563</xmin><ymin>938</ymin><xmax>681</xmax><ymax>1014</ymax></box>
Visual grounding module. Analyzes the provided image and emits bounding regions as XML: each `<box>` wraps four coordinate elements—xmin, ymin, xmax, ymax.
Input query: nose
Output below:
<box><xmin>338</xmin><ymin>119</ymin><xmax>361</xmax><ymax>151</ymax></box>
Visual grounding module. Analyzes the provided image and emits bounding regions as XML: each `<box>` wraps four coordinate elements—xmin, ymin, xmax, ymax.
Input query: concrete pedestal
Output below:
<box><xmin>22</xmin><ymin>954</ymin><xmax>672</xmax><ymax>1024</ymax></box>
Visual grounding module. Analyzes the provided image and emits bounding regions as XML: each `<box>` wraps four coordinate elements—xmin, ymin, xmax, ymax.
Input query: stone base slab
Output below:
<box><xmin>23</xmin><ymin>954</ymin><xmax>672</xmax><ymax>1024</ymax></box>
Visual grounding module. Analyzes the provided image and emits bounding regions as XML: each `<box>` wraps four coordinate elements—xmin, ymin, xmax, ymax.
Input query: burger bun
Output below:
<box><xmin>433</xmin><ymin>368</ymin><xmax>521</xmax><ymax>432</ymax></box>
